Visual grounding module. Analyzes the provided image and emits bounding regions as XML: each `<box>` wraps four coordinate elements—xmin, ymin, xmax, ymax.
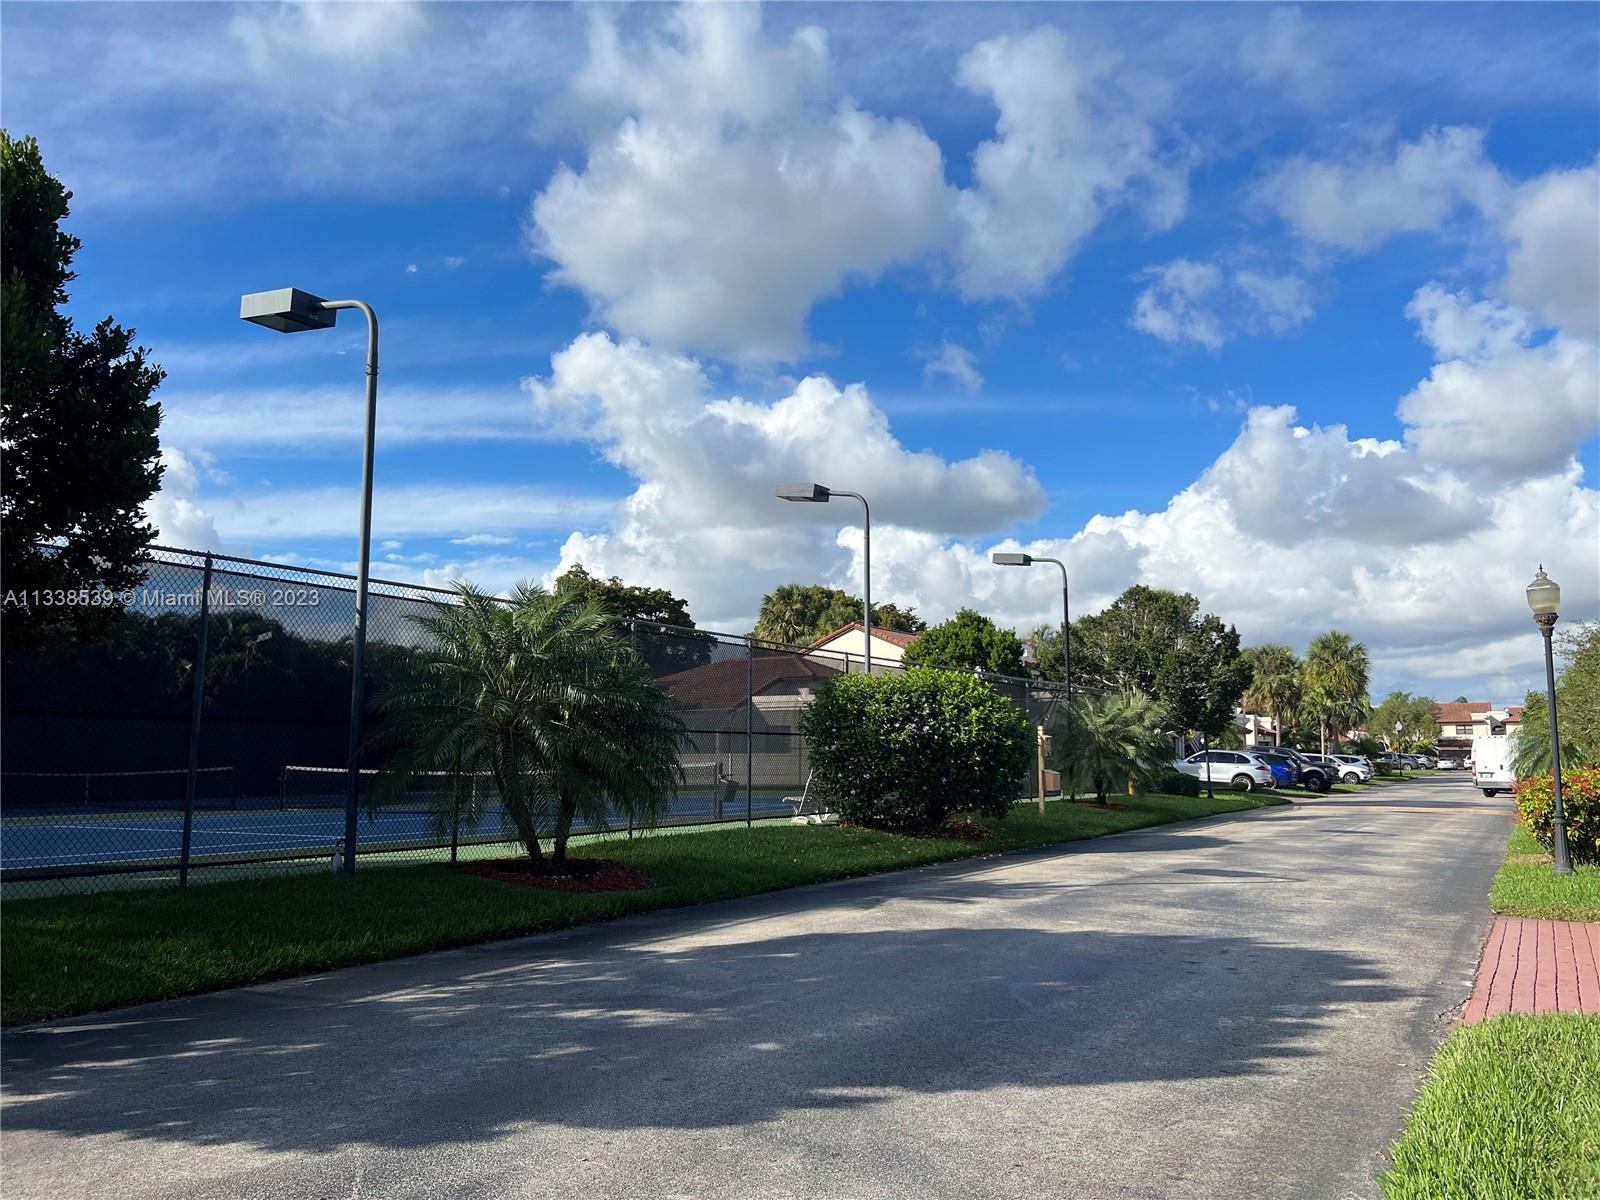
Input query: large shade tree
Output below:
<box><xmin>1072</xmin><ymin>586</ymin><xmax>1200</xmax><ymax>699</ymax></box>
<box><xmin>903</xmin><ymin>607</ymin><xmax>1027</xmax><ymax>676</ymax></box>
<box><xmin>554</xmin><ymin>562</ymin><xmax>711</xmax><ymax>674</ymax></box>
<box><xmin>1303</xmin><ymin>631</ymin><xmax>1371</xmax><ymax>753</ymax></box>
<box><xmin>1160</xmin><ymin>615</ymin><xmax>1251</xmax><ymax>760</ymax></box>
<box><xmin>373</xmin><ymin>584</ymin><xmax>687</xmax><ymax>867</ymax></box>
<box><xmin>2</xmin><ymin>132</ymin><xmax>164</xmax><ymax>647</ymax></box>
<box><xmin>1369</xmin><ymin>690</ymin><xmax>1441</xmax><ymax>752</ymax></box>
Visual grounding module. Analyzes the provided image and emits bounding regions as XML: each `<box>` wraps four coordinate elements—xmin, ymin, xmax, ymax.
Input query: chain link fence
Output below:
<box><xmin>2</xmin><ymin>545</ymin><xmax>1077</xmax><ymax>898</ymax></box>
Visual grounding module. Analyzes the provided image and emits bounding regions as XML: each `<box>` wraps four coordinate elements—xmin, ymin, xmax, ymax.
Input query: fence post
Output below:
<box><xmin>179</xmin><ymin>553</ymin><xmax>214</xmax><ymax>886</ymax></box>
<box><xmin>746</xmin><ymin>635</ymin><xmax>754</xmax><ymax>828</ymax></box>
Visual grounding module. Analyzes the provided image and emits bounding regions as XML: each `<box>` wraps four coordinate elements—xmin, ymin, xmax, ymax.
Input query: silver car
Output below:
<box><xmin>1172</xmin><ymin>750</ymin><xmax>1277</xmax><ymax>792</ymax></box>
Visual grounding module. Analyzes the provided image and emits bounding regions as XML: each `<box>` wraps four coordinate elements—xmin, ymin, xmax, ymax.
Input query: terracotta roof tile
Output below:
<box><xmin>656</xmin><ymin>653</ymin><xmax>843</xmax><ymax>710</ymax></box>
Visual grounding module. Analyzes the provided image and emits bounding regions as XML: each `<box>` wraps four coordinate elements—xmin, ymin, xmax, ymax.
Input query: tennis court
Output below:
<box><xmin>1</xmin><ymin>766</ymin><xmax>805</xmax><ymax>884</ymax></box>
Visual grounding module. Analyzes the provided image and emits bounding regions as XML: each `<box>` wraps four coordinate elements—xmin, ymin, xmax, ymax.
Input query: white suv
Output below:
<box><xmin>1327</xmin><ymin>754</ymin><xmax>1373</xmax><ymax>784</ymax></box>
<box><xmin>1172</xmin><ymin>751</ymin><xmax>1277</xmax><ymax>792</ymax></box>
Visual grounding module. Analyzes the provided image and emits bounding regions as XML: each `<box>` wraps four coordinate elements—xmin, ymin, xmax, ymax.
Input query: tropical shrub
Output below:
<box><xmin>1049</xmin><ymin>692</ymin><xmax>1174</xmax><ymax>805</ymax></box>
<box><xmin>1512</xmin><ymin>766</ymin><xmax>1600</xmax><ymax>867</ymax></box>
<box><xmin>371</xmin><ymin>584</ymin><xmax>686</xmax><ymax>866</ymax></box>
<box><xmin>800</xmin><ymin>667</ymin><xmax>1031</xmax><ymax>830</ymax></box>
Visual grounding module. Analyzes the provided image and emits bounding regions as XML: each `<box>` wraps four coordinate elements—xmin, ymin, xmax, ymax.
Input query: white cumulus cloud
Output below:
<box><xmin>1499</xmin><ymin>162</ymin><xmax>1600</xmax><ymax>337</ymax></box>
<box><xmin>520</xmin><ymin>332</ymin><xmax>1043</xmax><ymax>627</ymax></box>
<box><xmin>144</xmin><ymin>448</ymin><xmax>224</xmax><ymax>553</ymax></box>
<box><xmin>1132</xmin><ymin>259</ymin><xmax>1311</xmax><ymax>349</ymax></box>
<box><xmin>1262</xmin><ymin>125</ymin><xmax>1507</xmax><ymax>251</ymax></box>
<box><xmin>530</xmin><ymin>6</ymin><xmax>1185</xmax><ymax>362</ymax></box>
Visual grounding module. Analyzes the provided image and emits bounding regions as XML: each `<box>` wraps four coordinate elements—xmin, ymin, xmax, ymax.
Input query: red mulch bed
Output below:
<box><xmin>1071</xmin><ymin>799</ymin><xmax>1130</xmax><ymax>810</ymax></box>
<box><xmin>459</xmin><ymin>856</ymin><xmax>654</xmax><ymax>894</ymax></box>
<box><xmin>934</xmin><ymin>818</ymin><xmax>997</xmax><ymax>842</ymax></box>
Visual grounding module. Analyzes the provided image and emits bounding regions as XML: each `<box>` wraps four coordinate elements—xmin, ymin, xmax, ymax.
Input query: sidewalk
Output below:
<box><xmin>1461</xmin><ymin>915</ymin><xmax>1600</xmax><ymax>1022</ymax></box>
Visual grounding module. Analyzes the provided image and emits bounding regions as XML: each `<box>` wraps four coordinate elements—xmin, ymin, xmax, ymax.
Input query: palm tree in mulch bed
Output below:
<box><xmin>1053</xmin><ymin>692</ymin><xmax>1172</xmax><ymax>806</ymax></box>
<box><xmin>371</xmin><ymin>583</ymin><xmax>686</xmax><ymax>872</ymax></box>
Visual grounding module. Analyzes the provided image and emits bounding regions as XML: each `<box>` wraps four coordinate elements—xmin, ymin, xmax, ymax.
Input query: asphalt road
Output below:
<box><xmin>1</xmin><ymin>774</ymin><xmax>1510</xmax><ymax>1200</ymax></box>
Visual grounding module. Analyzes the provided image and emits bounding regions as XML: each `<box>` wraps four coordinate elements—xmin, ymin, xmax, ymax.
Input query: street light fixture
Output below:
<box><xmin>241</xmin><ymin>287</ymin><xmax>379</xmax><ymax>876</ymax></box>
<box><xmin>1526</xmin><ymin>566</ymin><xmax>1573</xmax><ymax>875</ymax></box>
<box><xmin>777</xmin><ymin>482</ymin><xmax>872</xmax><ymax>674</ymax></box>
<box><xmin>991</xmin><ymin>551</ymin><xmax>1072</xmax><ymax>707</ymax></box>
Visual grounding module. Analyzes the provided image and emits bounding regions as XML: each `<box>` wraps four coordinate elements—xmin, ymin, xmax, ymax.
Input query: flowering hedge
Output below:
<box><xmin>1512</xmin><ymin>765</ymin><xmax>1600</xmax><ymax>867</ymax></box>
<box><xmin>800</xmin><ymin>667</ymin><xmax>1032</xmax><ymax>831</ymax></box>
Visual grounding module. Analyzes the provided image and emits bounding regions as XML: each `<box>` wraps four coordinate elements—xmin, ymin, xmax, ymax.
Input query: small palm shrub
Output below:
<box><xmin>801</xmin><ymin>668</ymin><xmax>1031</xmax><ymax>831</ymax></box>
<box><xmin>1050</xmin><ymin>693</ymin><xmax>1173</xmax><ymax>805</ymax></box>
<box><xmin>1513</xmin><ymin>766</ymin><xmax>1600</xmax><ymax>867</ymax></box>
<box><xmin>371</xmin><ymin>583</ymin><xmax>686</xmax><ymax>866</ymax></box>
<box><xmin>1510</xmin><ymin>726</ymin><xmax>1590</xmax><ymax>780</ymax></box>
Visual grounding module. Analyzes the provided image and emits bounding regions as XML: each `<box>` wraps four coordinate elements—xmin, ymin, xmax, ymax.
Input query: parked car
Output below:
<box><xmin>1261</xmin><ymin>747</ymin><xmax>1334</xmax><ymax>792</ymax></box>
<box><xmin>1330</xmin><ymin>753</ymin><xmax>1374</xmax><ymax>782</ymax></box>
<box><xmin>1317</xmin><ymin>753</ymin><xmax>1371</xmax><ymax>784</ymax></box>
<box><xmin>1172</xmin><ymin>751</ymin><xmax>1276</xmax><ymax>792</ymax></box>
<box><xmin>1253</xmin><ymin>752</ymin><xmax>1299</xmax><ymax>789</ymax></box>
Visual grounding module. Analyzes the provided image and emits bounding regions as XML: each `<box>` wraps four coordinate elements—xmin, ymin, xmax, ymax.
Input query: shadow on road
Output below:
<box><xmin>2</xmin><ymin>921</ymin><xmax>1410</xmax><ymax>1153</ymax></box>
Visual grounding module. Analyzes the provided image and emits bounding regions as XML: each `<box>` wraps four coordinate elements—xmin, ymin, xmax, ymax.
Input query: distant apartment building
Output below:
<box><xmin>1435</xmin><ymin>701</ymin><xmax>1523</xmax><ymax>757</ymax></box>
<box><xmin>1236</xmin><ymin>711</ymin><xmax>1280</xmax><ymax>747</ymax></box>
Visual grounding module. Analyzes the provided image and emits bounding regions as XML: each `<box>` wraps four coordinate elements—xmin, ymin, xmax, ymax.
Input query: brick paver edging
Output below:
<box><xmin>1461</xmin><ymin>915</ymin><xmax>1600</xmax><ymax>1022</ymax></box>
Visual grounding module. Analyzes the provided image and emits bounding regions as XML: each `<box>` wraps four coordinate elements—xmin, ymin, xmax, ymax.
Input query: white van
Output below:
<box><xmin>1472</xmin><ymin>734</ymin><xmax>1515</xmax><ymax>797</ymax></box>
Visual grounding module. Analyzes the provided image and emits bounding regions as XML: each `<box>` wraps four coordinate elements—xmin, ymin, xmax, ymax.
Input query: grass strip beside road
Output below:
<box><xmin>1379</xmin><ymin>1013</ymin><xmax>1600</xmax><ymax>1200</ymax></box>
<box><xmin>1</xmin><ymin>790</ymin><xmax>1283</xmax><ymax>1025</ymax></box>
<box><xmin>1488</xmin><ymin>822</ymin><xmax>1600</xmax><ymax>922</ymax></box>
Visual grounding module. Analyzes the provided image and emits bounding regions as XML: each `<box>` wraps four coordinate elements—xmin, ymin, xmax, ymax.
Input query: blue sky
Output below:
<box><xmin>3</xmin><ymin>1</ymin><xmax>1597</xmax><ymax>703</ymax></box>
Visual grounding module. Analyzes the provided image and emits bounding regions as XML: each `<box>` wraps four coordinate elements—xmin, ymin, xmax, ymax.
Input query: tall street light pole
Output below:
<box><xmin>990</xmin><ymin>552</ymin><xmax>1071</xmax><ymax>706</ymax></box>
<box><xmin>1525</xmin><ymin>566</ymin><xmax>1573</xmax><ymax>876</ymax></box>
<box><xmin>242</xmin><ymin>288</ymin><xmax>378</xmax><ymax>876</ymax></box>
<box><xmin>777</xmin><ymin>483</ymin><xmax>872</xmax><ymax>675</ymax></box>
<box><xmin>993</xmin><ymin>550</ymin><xmax>1073</xmax><ymax>801</ymax></box>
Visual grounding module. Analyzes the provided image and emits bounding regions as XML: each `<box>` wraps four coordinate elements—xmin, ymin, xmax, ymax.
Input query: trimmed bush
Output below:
<box><xmin>1156</xmin><ymin>769</ymin><xmax>1202</xmax><ymax>797</ymax></box>
<box><xmin>800</xmin><ymin>667</ymin><xmax>1031</xmax><ymax>831</ymax></box>
<box><xmin>1513</xmin><ymin>766</ymin><xmax>1600</xmax><ymax>867</ymax></box>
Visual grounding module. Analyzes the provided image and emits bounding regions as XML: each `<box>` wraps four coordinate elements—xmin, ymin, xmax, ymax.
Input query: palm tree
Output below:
<box><xmin>1051</xmin><ymin>692</ymin><xmax>1172</xmax><ymax>805</ymax></box>
<box><xmin>1510</xmin><ymin>693</ymin><xmax>1591</xmax><ymax>778</ymax></box>
<box><xmin>1241</xmin><ymin>644</ymin><xmax>1301</xmax><ymax>746</ymax></box>
<box><xmin>1303</xmin><ymin>631</ymin><xmax>1371</xmax><ymax>754</ymax></box>
<box><xmin>754</xmin><ymin>583</ymin><xmax>819</xmax><ymax>645</ymax></box>
<box><xmin>372</xmin><ymin>583</ymin><xmax>687</xmax><ymax>867</ymax></box>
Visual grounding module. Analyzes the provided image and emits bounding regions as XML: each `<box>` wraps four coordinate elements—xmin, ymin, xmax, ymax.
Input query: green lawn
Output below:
<box><xmin>1488</xmin><ymin>823</ymin><xmax>1600</xmax><ymax>922</ymax></box>
<box><xmin>1380</xmin><ymin>1014</ymin><xmax>1600</xmax><ymax>1200</ymax></box>
<box><xmin>1</xmin><ymin>790</ymin><xmax>1284</xmax><ymax>1025</ymax></box>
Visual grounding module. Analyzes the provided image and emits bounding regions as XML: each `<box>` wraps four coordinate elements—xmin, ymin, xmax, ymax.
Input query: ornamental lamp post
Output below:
<box><xmin>1525</xmin><ymin>566</ymin><xmax>1573</xmax><ymax>875</ymax></box>
<box><xmin>777</xmin><ymin>483</ymin><xmax>872</xmax><ymax>674</ymax></box>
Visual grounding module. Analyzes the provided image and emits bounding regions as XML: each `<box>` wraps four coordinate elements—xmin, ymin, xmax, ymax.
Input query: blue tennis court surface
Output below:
<box><xmin>2</xmin><ymin>791</ymin><xmax>802</xmax><ymax>873</ymax></box>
